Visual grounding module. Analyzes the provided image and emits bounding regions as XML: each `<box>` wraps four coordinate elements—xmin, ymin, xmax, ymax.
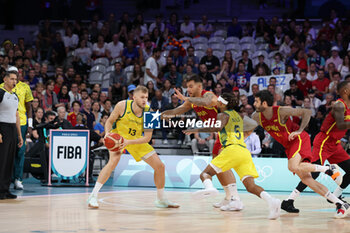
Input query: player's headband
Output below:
<box><xmin>217</xmin><ymin>96</ymin><xmax>228</xmax><ymax>105</ymax></box>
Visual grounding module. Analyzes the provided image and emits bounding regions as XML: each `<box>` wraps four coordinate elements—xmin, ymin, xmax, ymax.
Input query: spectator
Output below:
<box><xmin>162</xmin><ymin>79</ymin><xmax>174</xmax><ymax>103</ymax></box>
<box><xmin>91</xmin><ymin>101</ymin><xmax>101</xmax><ymax>124</ymax></box>
<box><xmin>164</xmin><ymin>64</ymin><xmax>182</xmax><ymax>87</ymax></box>
<box><xmin>302</xmin><ymin>97</ymin><xmax>316</xmax><ymax>117</ymax></box>
<box><xmin>191</xmin><ymin>132</ymin><xmax>215</xmax><ymax>155</ymax></box>
<box><xmin>133</xmin><ymin>13</ymin><xmax>148</xmax><ymax>37</ymax></box>
<box><xmin>68</xmin><ymin>82</ymin><xmax>81</xmax><ymax>106</ymax></box>
<box><xmin>312</xmin><ymin>69</ymin><xmax>330</xmax><ymax>100</ymax></box>
<box><xmin>328</xmin><ymin>71</ymin><xmax>341</xmax><ymax>95</ymax></box>
<box><xmin>317</xmin><ymin>19</ymin><xmax>335</xmax><ymax>42</ymax></box>
<box><xmin>284</xmin><ymin>79</ymin><xmax>304</xmax><ymax>106</ymax></box>
<box><xmin>307</xmin><ymin>88</ymin><xmax>322</xmax><ymax>111</ymax></box>
<box><xmin>67</xmin><ymin>100</ymin><xmax>81</xmax><ymax>127</ymax></box>
<box><xmin>105</xmin><ymin>34</ymin><xmax>123</xmax><ymax>60</ymax></box>
<box><xmin>297</xmin><ymin>69</ymin><xmax>312</xmax><ymax>96</ymax></box>
<box><xmin>200</xmin><ymin>48</ymin><xmax>220</xmax><ymax>74</ymax></box>
<box><xmin>149</xmin><ymin>15</ymin><xmax>165</xmax><ymax>33</ymax></box>
<box><xmin>130</xmin><ymin>63</ymin><xmax>144</xmax><ymax>85</ymax></box>
<box><xmin>141</xmin><ymin>39</ymin><xmax>154</xmax><ymax>65</ymax></box>
<box><xmin>109</xmin><ymin>62</ymin><xmax>127</xmax><ymax>103</ymax></box>
<box><xmin>42</xmin><ymin>80</ymin><xmax>60</xmax><ymax>111</ymax></box>
<box><xmin>223</xmin><ymin>50</ymin><xmax>236</xmax><ymax>73</ymax></box>
<box><xmin>94</xmin><ymin>113</ymin><xmax>109</xmax><ymax>137</ymax></box>
<box><xmin>248</xmin><ymin>83</ymin><xmax>259</xmax><ymax>106</ymax></box>
<box><xmin>80</xmin><ymin>98</ymin><xmax>95</xmax><ymax>130</ymax></box>
<box><xmin>144</xmin><ymin>48</ymin><xmax>161</xmax><ymax>86</ymax></box>
<box><xmin>166</xmin><ymin>13</ymin><xmax>180</xmax><ymax>36</ymax></box>
<box><xmin>63</xmin><ymin>27</ymin><xmax>79</xmax><ymax>53</ymax></box>
<box><xmin>151</xmin><ymin>90</ymin><xmax>168</xmax><ymax>111</ymax></box>
<box><xmin>92</xmin><ymin>35</ymin><xmax>107</xmax><ymax>58</ymax></box>
<box><xmin>74</xmin><ymin>39</ymin><xmax>92</xmax><ymax>68</ymax></box>
<box><xmin>170</xmin><ymin>47</ymin><xmax>184</xmax><ymax>70</ymax></box>
<box><xmin>267</xmin><ymin>84</ymin><xmax>282</xmax><ymax>106</ymax></box>
<box><xmin>289</xmin><ymin>49</ymin><xmax>308</xmax><ymax>73</ymax></box>
<box><xmin>338</xmin><ymin>55</ymin><xmax>350</xmax><ymax>79</ymax></box>
<box><xmin>146</xmin><ymin>81</ymin><xmax>156</xmax><ymax>102</ymax></box>
<box><xmin>270</xmin><ymin>53</ymin><xmax>285</xmax><ymax>74</ymax></box>
<box><xmin>53</xmin><ymin>75</ymin><xmax>64</xmax><ymax>94</ymax></box>
<box><xmin>319</xmin><ymin>93</ymin><xmax>334</xmax><ymax>114</ymax></box>
<box><xmin>254</xmin><ymin>55</ymin><xmax>270</xmax><ymax>75</ymax></box>
<box><xmin>238</xmin><ymin>50</ymin><xmax>254</xmax><ymax>74</ymax></box>
<box><xmin>25</xmin><ymin>68</ymin><xmax>39</xmax><ymax>90</ymax></box>
<box><xmin>101</xmin><ymin>99</ymin><xmax>113</xmax><ymax>116</ymax></box>
<box><xmin>217</xmin><ymin>60</ymin><xmax>232</xmax><ymax>81</ymax></box>
<box><xmin>227</xmin><ymin>17</ymin><xmax>242</xmax><ymax>38</ymax></box>
<box><xmin>326</xmin><ymin>62</ymin><xmax>337</xmax><ymax>80</ymax></box>
<box><xmin>243</xmin><ymin>116</ymin><xmax>261</xmax><ymax>156</ymax></box>
<box><xmin>90</xmin><ymin>90</ymin><xmax>100</xmax><ymax>103</ymax></box>
<box><xmin>214</xmin><ymin>82</ymin><xmax>223</xmax><ymax>96</ymax></box>
<box><xmin>183</xmin><ymin>46</ymin><xmax>199</xmax><ymax>67</ymax></box>
<box><xmin>196</xmin><ymin>15</ymin><xmax>213</xmax><ymax>38</ymax></box>
<box><xmin>56</xmin><ymin>106</ymin><xmax>72</xmax><ymax>129</ymax></box>
<box><xmin>279</xmin><ymin>35</ymin><xmax>293</xmax><ymax>58</ymax></box>
<box><xmin>57</xmin><ymin>84</ymin><xmax>70</xmax><ymax>109</ymax></box>
<box><xmin>150</xmin><ymin>27</ymin><xmax>166</xmax><ymax>49</ymax></box>
<box><xmin>244</xmin><ymin>104</ymin><xmax>254</xmax><ymax>117</ymax></box>
<box><xmin>180</xmin><ymin>15</ymin><xmax>195</xmax><ymax>37</ymax></box>
<box><xmin>183</xmin><ymin>65</ymin><xmax>196</xmax><ymax>81</ymax></box>
<box><xmin>325</xmin><ymin>46</ymin><xmax>343</xmax><ymax>71</ymax></box>
<box><xmin>306</xmin><ymin>62</ymin><xmax>318</xmax><ymax>81</ymax></box>
<box><xmin>234</xmin><ymin>61</ymin><xmax>251</xmax><ymax>92</ymax></box>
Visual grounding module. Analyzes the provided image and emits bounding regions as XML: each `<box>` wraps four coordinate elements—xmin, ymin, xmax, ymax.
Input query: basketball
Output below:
<box><xmin>104</xmin><ymin>133</ymin><xmax>124</xmax><ymax>152</ymax></box>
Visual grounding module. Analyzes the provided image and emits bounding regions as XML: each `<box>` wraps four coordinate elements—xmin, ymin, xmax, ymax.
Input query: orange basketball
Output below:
<box><xmin>104</xmin><ymin>133</ymin><xmax>124</xmax><ymax>152</ymax></box>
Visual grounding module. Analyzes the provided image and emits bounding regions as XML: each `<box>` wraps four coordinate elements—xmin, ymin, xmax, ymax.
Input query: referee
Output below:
<box><xmin>0</xmin><ymin>71</ymin><xmax>23</xmax><ymax>199</ymax></box>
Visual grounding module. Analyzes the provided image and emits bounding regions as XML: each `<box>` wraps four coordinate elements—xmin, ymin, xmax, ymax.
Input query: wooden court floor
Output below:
<box><xmin>1</xmin><ymin>189</ymin><xmax>350</xmax><ymax>233</ymax></box>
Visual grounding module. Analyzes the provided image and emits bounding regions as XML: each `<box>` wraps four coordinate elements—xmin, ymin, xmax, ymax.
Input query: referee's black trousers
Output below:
<box><xmin>0</xmin><ymin>123</ymin><xmax>17</xmax><ymax>193</ymax></box>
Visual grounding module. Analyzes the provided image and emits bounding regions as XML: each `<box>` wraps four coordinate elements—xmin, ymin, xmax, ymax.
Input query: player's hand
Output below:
<box><xmin>119</xmin><ymin>138</ymin><xmax>129</xmax><ymax>148</ymax></box>
<box><xmin>288</xmin><ymin>131</ymin><xmax>301</xmax><ymax>141</ymax></box>
<box><xmin>18</xmin><ymin>136</ymin><xmax>23</xmax><ymax>148</ymax></box>
<box><xmin>183</xmin><ymin>129</ymin><xmax>194</xmax><ymax>135</ymax></box>
<box><xmin>174</xmin><ymin>88</ymin><xmax>187</xmax><ymax>102</ymax></box>
<box><xmin>0</xmin><ymin>133</ymin><xmax>2</xmax><ymax>143</ymax></box>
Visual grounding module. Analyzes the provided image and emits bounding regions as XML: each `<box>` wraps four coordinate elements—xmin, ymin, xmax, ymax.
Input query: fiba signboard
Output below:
<box><xmin>49</xmin><ymin>130</ymin><xmax>90</xmax><ymax>186</ymax></box>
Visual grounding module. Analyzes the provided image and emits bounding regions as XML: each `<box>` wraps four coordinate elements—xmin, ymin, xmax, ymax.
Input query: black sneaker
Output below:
<box><xmin>0</xmin><ymin>193</ymin><xmax>6</xmax><ymax>200</ymax></box>
<box><xmin>281</xmin><ymin>199</ymin><xmax>300</xmax><ymax>213</ymax></box>
<box><xmin>5</xmin><ymin>192</ymin><xmax>17</xmax><ymax>199</ymax></box>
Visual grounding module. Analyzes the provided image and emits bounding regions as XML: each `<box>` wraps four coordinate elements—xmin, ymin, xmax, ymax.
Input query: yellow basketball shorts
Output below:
<box><xmin>125</xmin><ymin>143</ymin><xmax>156</xmax><ymax>162</ymax></box>
<box><xmin>210</xmin><ymin>144</ymin><xmax>259</xmax><ymax>180</ymax></box>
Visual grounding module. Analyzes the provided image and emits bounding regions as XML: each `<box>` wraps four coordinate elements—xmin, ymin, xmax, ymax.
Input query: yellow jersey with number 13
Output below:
<box><xmin>219</xmin><ymin>110</ymin><xmax>246</xmax><ymax>148</ymax></box>
<box><xmin>112</xmin><ymin>100</ymin><xmax>150</xmax><ymax>139</ymax></box>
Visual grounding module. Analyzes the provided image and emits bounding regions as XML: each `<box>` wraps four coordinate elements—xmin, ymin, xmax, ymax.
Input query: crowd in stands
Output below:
<box><xmin>1</xmin><ymin>10</ymin><xmax>350</xmax><ymax>157</ymax></box>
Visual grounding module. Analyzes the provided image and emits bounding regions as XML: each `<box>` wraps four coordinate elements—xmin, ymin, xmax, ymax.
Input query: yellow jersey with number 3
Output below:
<box><xmin>112</xmin><ymin>100</ymin><xmax>150</xmax><ymax>139</ymax></box>
<box><xmin>219</xmin><ymin>110</ymin><xmax>246</xmax><ymax>148</ymax></box>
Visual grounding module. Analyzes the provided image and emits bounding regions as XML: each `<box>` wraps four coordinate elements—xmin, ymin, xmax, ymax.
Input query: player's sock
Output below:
<box><xmin>260</xmin><ymin>191</ymin><xmax>273</xmax><ymax>203</ymax></box>
<box><xmin>91</xmin><ymin>182</ymin><xmax>103</xmax><ymax>197</ymax></box>
<box><xmin>286</xmin><ymin>189</ymin><xmax>300</xmax><ymax>201</ymax></box>
<box><xmin>314</xmin><ymin>165</ymin><xmax>329</xmax><ymax>173</ymax></box>
<box><xmin>325</xmin><ymin>191</ymin><xmax>344</xmax><ymax>204</ymax></box>
<box><xmin>203</xmin><ymin>179</ymin><xmax>215</xmax><ymax>190</ymax></box>
<box><xmin>334</xmin><ymin>187</ymin><xmax>344</xmax><ymax>198</ymax></box>
<box><xmin>157</xmin><ymin>188</ymin><xmax>165</xmax><ymax>200</ymax></box>
<box><xmin>224</xmin><ymin>183</ymin><xmax>240</xmax><ymax>201</ymax></box>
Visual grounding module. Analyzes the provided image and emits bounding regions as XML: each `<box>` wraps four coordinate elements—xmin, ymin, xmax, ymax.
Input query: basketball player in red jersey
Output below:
<box><xmin>252</xmin><ymin>90</ymin><xmax>349</xmax><ymax>218</ymax></box>
<box><xmin>162</xmin><ymin>75</ymin><xmax>242</xmax><ymax>210</ymax></box>
<box><xmin>283</xmin><ymin>81</ymin><xmax>350</xmax><ymax>213</ymax></box>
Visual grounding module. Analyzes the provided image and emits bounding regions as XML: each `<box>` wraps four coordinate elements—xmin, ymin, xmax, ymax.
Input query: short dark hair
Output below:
<box><xmin>269</xmin><ymin>77</ymin><xmax>276</xmax><ymax>81</ymax></box>
<box><xmin>4</xmin><ymin>70</ymin><xmax>18</xmax><ymax>78</ymax></box>
<box><xmin>153</xmin><ymin>48</ymin><xmax>161</xmax><ymax>54</ymax></box>
<box><xmin>333</xmin><ymin>71</ymin><xmax>341</xmax><ymax>77</ymax></box>
<box><xmin>221</xmin><ymin>93</ymin><xmax>239</xmax><ymax>110</ymax></box>
<box><xmin>255</xmin><ymin>90</ymin><xmax>274</xmax><ymax>107</ymax></box>
<box><xmin>299</xmin><ymin>69</ymin><xmax>307</xmax><ymax>75</ymax></box>
<box><xmin>72</xmin><ymin>100</ymin><xmax>82</xmax><ymax>107</ymax></box>
<box><xmin>45</xmin><ymin>111</ymin><xmax>56</xmax><ymax>119</ymax></box>
<box><xmin>289</xmin><ymin>79</ymin><xmax>297</xmax><ymax>85</ymax></box>
<box><xmin>81</xmin><ymin>89</ymin><xmax>88</xmax><ymax>94</ymax></box>
<box><xmin>337</xmin><ymin>81</ymin><xmax>350</xmax><ymax>92</ymax></box>
<box><xmin>187</xmin><ymin>75</ymin><xmax>203</xmax><ymax>84</ymax></box>
<box><xmin>187</xmin><ymin>46</ymin><xmax>194</xmax><ymax>51</ymax></box>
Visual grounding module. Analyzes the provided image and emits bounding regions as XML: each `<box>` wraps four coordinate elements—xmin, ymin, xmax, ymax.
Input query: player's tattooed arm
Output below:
<box><xmin>161</xmin><ymin>100</ymin><xmax>192</xmax><ymax>120</ymax></box>
<box><xmin>104</xmin><ymin>100</ymin><xmax>125</xmax><ymax>136</ymax></box>
<box><xmin>333</xmin><ymin>102</ymin><xmax>350</xmax><ymax>130</ymax></box>
<box><xmin>183</xmin><ymin>112</ymin><xmax>229</xmax><ymax>134</ymax></box>
<box><xmin>186</xmin><ymin>92</ymin><xmax>218</xmax><ymax>107</ymax></box>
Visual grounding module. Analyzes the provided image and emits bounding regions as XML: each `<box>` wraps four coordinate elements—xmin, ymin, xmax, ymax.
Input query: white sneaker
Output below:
<box><xmin>177</xmin><ymin>140</ymin><xmax>182</xmax><ymax>145</ymax></box>
<box><xmin>192</xmin><ymin>188</ymin><xmax>219</xmax><ymax>199</ymax></box>
<box><xmin>220</xmin><ymin>199</ymin><xmax>244</xmax><ymax>211</ymax></box>
<box><xmin>14</xmin><ymin>180</ymin><xmax>23</xmax><ymax>190</ymax></box>
<box><xmin>163</xmin><ymin>139</ymin><xmax>169</xmax><ymax>144</ymax></box>
<box><xmin>213</xmin><ymin>198</ymin><xmax>230</xmax><ymax>208</ymax></box>
<box><xmin>87</xmin><ymin>194</ymin><xmax>99</xmax><ymax>208</ymax></box>
<box><xmin>155</xmin><ymin>199</ymin><xmax>180</xmax><ymax>208</ymax></box>
<box><xmin>268</xmin><ymin>198</ymin><xmax>281</xmax><ymax>220</ymax></box>
<box><xmin>328</xmin><ymin>164</ymin><xmax>343</xmax><ymax>186</ymax></box>
<box><xmin>335</xmin><ymin>202</ymin><xmax>350</xmax><ymax>219</ymax></box>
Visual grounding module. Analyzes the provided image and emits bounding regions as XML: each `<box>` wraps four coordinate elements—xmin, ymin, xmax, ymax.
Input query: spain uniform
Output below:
<box><xmin>192</xmin><ymin>90</ymin><xmax>221</xmax><ymax>155</ymax></box>
<box><xmin>210</xmin><ymin>109</ymin><xmax>259</xmax><ymax>180</ymax></box>
<box><xmin>259</xmin><ymin>106</ymin><xmax>313</xmax><ymax>161</ymax></box>
<box><xmin>312</xmin><ymin>99</ymin><xmax>350</xmax><ymax>165</ymax></box>
<box><xmin>111</xmin><ymin>100</ymin><xmax>155</xmax><ymax>162</ymax></box>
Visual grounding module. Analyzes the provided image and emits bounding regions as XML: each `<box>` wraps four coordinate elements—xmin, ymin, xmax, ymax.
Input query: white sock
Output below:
<box><xmin>333</xmin><ymin>187</ymin><xmax>344</xmax><ymax>198</ymax></box>
<box><xmin>287</xmin><ymin>189</ymin><xmax>300</xmax><ymax>200</ymax></box>
<box><xmin>260</xmin><ymin>191</ymin><xmax>273</xmax><ymax>204</ymax></box>
<box><xmin>325</xmin><ymin>191</ymin><xmax>344</xmax><ymax>204</ymax></box>
<box><xmin>225</xmin><ymin>183</ymin><xmax>240</xmax><ymax>201</ymax></box>
<box><xmin>314</xmin><ymin>165</ymin><xmax>329</xmax><ymax>173</ymax></box>
<box><xmin>203</xmin><ymin>179</ymin><xmax>214</xmax><ymax>190</ymax></box>
<box><xmin>91</xmin><ymin>182</ymin><xmax>103</xmax><ymax>197</ymax></box>
<box><xmin>157</xmin><ymin>188</ymin><xmax>165</xmax><ymax>201</ymax></box>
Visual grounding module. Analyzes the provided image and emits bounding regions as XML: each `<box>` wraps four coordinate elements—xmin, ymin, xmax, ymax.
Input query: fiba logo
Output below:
<box><xmin>144</xmin><ymin>111</ymin><xmax>161</xmax><ymax>129</ymax></box>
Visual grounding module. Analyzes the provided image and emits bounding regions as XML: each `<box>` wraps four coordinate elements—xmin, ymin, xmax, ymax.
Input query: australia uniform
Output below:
<box><xmin>111</xmin><ymin>100</ymin><xmax>155</xmax><ymax>162</ymax></box>
<box><xmin>312</xmin><ymin>99</ymin><xmax>350</xmax><ymax>165</ymax></box>
<box><xmin>192</xmin><ymin>90</ymin><xmax>221</xmax><ymax>155</ymax></box>
<box><xmin>210</xmin><ymin>109</ymin><xmax>259</xmax><ymax>180</ymax></box>
<box><xmin>259</xmin><ymin>106</ymin><xmax>313</xmax><ymax>161</ymax></box>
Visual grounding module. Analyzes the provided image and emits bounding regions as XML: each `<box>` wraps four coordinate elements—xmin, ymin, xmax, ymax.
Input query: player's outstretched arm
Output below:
<box><xmin>104</xmin><ymin>101</ymin><xmax>125</xmax><ymax>135</ymax></box>
<box><xmin>186</xmin><ymin>92</ymin><xmax>218</xmax><ymax>108</ymax></box>
<box><xmin>279</xmin><ymin>107</ymin><xmax>312</xmax><ymax>140</ymax></box>
<box><xmin>161</xmin><ymin>100</ymin><xmax>192</xmax><ymax>120</ymax></box>
<box><xmin>333</xmin><ymin>102</ymin><xmax>350</xmax><ymax>130</ymax></box>
<box><xmin>183</xmin><ymin>112</ymin><xmax>229</xmax><ymax>134</ymax></box>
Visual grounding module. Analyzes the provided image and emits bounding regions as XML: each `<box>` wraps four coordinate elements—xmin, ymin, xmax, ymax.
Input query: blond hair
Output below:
<box><xmin>134</xmin><ymin>85</ymin><xmax>148</xmax><ymax>94</ymax></box>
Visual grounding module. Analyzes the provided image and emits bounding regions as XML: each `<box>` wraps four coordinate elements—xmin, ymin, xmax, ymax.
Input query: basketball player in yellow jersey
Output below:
<box><xmin>88</xmin><ymin>86</ymin><xmax>179</xmax><ymax>209</ymax></box>
<box><xmin>184</xmin><ymin>93</ymin><xmax>281</xmax><ymax>219</ymax></box>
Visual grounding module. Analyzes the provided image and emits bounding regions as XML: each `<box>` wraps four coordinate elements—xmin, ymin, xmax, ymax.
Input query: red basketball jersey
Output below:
<box><xmin>191</xmin><ymin>90</ymin><xmax>218</xmax><ymax>121</ymax></box>
<box><xmin>320</xmin><ymin>98</ymin><xmax>350</xmax><ymax>141</ymax></box>
<box><xmin>259</xmin><ymin>106</ymin><xmax>300</xmax><ymax>148</ymax></box>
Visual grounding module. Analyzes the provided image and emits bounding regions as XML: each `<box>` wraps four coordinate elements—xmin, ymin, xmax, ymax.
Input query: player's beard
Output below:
<box><xmin>135</xmin><ymin>101</ymin><xmax>145</xmax><ymax>109</ymax></box>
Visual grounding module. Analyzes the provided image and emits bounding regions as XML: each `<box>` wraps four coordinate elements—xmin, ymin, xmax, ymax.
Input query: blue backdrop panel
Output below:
<box><xmin>113</xmin><ymin>155</ymin><xmax>341</xmax><ymax>192</ymax></box>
